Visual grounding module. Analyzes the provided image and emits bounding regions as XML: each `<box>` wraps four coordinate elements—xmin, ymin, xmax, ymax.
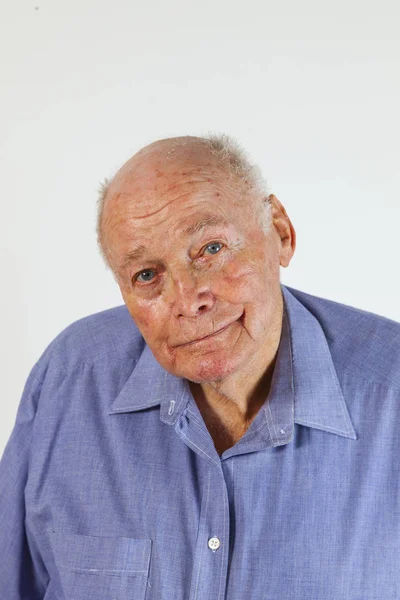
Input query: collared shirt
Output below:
<box><xmin>1</xmin><ymin>284</ymin><xmax>400</xmax><ymax>600</ymax></box>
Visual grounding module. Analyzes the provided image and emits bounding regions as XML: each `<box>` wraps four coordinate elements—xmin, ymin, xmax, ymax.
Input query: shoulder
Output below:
<box><xmin>34</xmin><ymin>304</ymin><xmax>145</xmax><ymax>379</ymax></box>
<box><xmin>283</xmin><ymin>285</ymin><xmax>400</xmax><ymax>391</ymax></box>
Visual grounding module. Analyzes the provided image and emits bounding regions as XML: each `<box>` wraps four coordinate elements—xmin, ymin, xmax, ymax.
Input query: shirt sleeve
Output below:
<box><xmin>0</xmin><ymin>363</ymin><xmax>48</xmax><ymax>600</ymax></box>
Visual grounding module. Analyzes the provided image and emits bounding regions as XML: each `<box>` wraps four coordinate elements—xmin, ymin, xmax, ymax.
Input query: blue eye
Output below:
<box><xmin>204</xmin><ymin>242</ymin><xmax>223</xmax><ymax>255</ymax></box>
<box><xmin>136</xmin><ymin>269</ymin><xmax>156</xmax><ymax>283</ymax></box>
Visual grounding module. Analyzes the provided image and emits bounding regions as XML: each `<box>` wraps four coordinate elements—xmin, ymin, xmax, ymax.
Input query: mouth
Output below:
<box><xmin>173</xmin><ymin>313</ymin><xmax>243</xmax><ymax>348</ymax></box>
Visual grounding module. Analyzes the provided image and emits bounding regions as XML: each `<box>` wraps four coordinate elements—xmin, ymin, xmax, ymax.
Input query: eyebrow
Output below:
<box><xmin>118</xmin><ymin>245</ymin><xmax>147</xmax><ymax>271</ymax></box>
<box><xmin>118</xmin><ymin>214</ymin><xmax>230</xmax><ymax>271</ymax></box>
<box><xmin>184</xmin><ymin>215</ymin><xmax>230</xmax><ymax>236</ymax></box>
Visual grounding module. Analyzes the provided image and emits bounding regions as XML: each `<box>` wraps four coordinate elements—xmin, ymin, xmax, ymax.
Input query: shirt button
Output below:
<box><xmin>208</xmin><ymin>537</ymin><xmax>221</xmax><ymax>551</ymax></box>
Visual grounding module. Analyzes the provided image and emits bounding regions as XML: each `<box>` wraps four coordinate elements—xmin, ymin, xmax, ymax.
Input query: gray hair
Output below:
<box><xmin>96</xmin><ymin>133</ymin><xmax>272</xmax><ymax>271</ymax></box>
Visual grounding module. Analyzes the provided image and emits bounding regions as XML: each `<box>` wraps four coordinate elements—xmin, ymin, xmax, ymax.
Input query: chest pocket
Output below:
<box><xmin>51</xmin><ymin>530</ymin><xmax>151</xmax><ymax>600</ymax></box>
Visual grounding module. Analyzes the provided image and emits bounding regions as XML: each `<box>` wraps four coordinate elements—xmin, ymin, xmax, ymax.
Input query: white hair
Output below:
<box><xmin>96</xmin><ymin>133</ymin><xmax>272</xmax><ymax>270</ymax></box>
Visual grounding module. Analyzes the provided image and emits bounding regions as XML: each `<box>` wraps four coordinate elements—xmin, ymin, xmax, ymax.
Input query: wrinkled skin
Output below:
<box><xmin>101</xmin><ymin>137</ymin><xmax>296</xmax><ymax>451</ymax></box>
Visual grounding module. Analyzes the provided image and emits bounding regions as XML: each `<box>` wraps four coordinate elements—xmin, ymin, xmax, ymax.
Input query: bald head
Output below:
<box><xmin>96</xmin><ymin>134</ymin><xmax>270</xmax><ymax>271</ymax></box>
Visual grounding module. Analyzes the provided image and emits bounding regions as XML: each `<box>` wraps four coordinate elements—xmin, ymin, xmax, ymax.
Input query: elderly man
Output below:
<box><xmin>1</xmin><ymin>135</ymin><xmax>399</xmax><ymax>600</ymax></box>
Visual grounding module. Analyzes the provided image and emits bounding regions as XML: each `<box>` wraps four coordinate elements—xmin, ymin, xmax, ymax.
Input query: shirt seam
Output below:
<box><xmin>295</xmin><ymin>419</ymin><xmax>353</xmax><ymax>435</ymax></box>
<box><xmin>217</xmin><ymin>466</ymin><xmax>228</xmax><ymax>600</ymax></box>
<box><xmin>176</xmin><ymin>426</ymin><xmax>220</xmax><ymax>467</ymax></box>
<box><xmin>192</xmin><ymin>470</ymin><xmax>211</xmax><ymax>600</ymax></box>
<box><xmin>41</xmin><ymin>355</ymin><xmax>139</xmax><ymax>377</ymax></box>
<box><xmin>340</xmin><ymin>365</ymin><xmax>400</xmax><ymax>394</ymax></box>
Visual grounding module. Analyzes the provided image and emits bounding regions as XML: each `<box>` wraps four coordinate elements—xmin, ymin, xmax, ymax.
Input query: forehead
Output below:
<box><xmin>105</xmin><ymin>167</ymin><xmax>252</xmax><ymax>239</ymax></box>
<box><xmin>107</xmin><ymin>168</ymin><xmax>235</xmax><ymax>219</ymax></box>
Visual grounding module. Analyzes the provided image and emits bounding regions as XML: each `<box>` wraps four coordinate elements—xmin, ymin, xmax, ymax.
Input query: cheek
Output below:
<box><xmin>216</xmin><ymin>257</ymin><xmax>269</xmax><ymax>302</ymax></box>
<box><xmin>124</xmin><ymin>297</ymin><xmax>164</xmax><ymax>341</ymax></box>
<box><xmin>133</xmin><ymin>309</ymin><xmax>154</xmax><ymax>332</ymax></box>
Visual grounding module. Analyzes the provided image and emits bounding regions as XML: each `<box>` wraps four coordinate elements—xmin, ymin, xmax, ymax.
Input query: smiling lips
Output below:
<box><xmin>174</xmin><ymin>316</ymin><xmax>241</xmax><ymax>347</ymax></box>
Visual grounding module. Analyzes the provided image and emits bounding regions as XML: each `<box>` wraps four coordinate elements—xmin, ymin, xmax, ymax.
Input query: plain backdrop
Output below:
<box><xmin>1</xmin><ymin>0</ymin><xmax>399</xmax><ymax>456</ymax></box>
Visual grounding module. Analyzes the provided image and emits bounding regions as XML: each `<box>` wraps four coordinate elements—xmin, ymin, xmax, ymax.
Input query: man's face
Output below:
<box><xmin>103</xmin><ymin>152</ymin><xmax>287</xmax><ymax>383</ymax></box>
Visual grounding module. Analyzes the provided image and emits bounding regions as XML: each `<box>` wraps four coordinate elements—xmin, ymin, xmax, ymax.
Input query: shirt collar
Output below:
<box><xmin>107</xmin><ymin>341</ymin><xmax>188</xmax><ymax>424</ymax></box>
<box><xmin>281</xmin><ymin>285</ymin><xmax>356</xmax><ymax>440</ymax></box>
<box><xmin>108</xmin><ymin>284</ymin><xmax>357</xmax><ymax>440</ymax></box>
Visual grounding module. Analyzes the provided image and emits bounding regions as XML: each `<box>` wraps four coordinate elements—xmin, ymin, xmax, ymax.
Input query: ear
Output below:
<box><xmin>267</xmin><ymin>194</ymin><xmax>296</xmax><ymax>268</ymax></box>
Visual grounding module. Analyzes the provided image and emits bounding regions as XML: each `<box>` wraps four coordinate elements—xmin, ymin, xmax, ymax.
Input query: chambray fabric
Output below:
<box><xmin>1</xmin><ymin>284</ymin><xmax>400</xmax><ymax>600</ymax></box>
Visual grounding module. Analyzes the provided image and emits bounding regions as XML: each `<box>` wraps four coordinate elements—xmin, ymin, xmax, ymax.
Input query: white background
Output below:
<box><xmin>1</xmin><ymin>0</ymin><xmax>399</xmax><ymax>455</ymax></box>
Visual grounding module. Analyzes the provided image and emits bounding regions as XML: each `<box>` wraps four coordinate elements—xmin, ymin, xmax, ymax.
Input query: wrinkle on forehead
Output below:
<box><xmin>103</xmin><ymin>168</ymin><xmax>239</xmax><ymax>239</ymax></box>
<box><xmin>106</xmin><ymin>187</ymin><xmax>234</xmax><ymax>246</ymax></box>
<box><xmin>108</xmin><ymin>177</ymin><xmax>231</xmax><ymax>225</ymax></box>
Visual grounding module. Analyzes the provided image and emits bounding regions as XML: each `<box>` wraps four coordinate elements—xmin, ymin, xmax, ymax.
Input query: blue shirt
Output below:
<box><xmin>1</xmin><ymin>284</ymin><xmax>400</xmax><ymax>600</ymax></box>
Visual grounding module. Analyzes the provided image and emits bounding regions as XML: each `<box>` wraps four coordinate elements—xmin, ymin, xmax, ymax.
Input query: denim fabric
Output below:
<box><xmin>1</xmin><ymin>284</ymin><xmax>400</xmax><ymax>600</ymax></box>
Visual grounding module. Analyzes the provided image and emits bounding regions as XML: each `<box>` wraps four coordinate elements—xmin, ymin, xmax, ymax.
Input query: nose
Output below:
<box><xmin>167</xmin><ymin>267</ymin><xmax>216</xmax><ymax>318</ymax></box>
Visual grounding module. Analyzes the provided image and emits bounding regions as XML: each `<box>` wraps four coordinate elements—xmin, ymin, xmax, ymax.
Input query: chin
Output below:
<box><xmin>177</xmin><ymin>353</ymin><xmax>242</xmax><ymax>383</ymax></box>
